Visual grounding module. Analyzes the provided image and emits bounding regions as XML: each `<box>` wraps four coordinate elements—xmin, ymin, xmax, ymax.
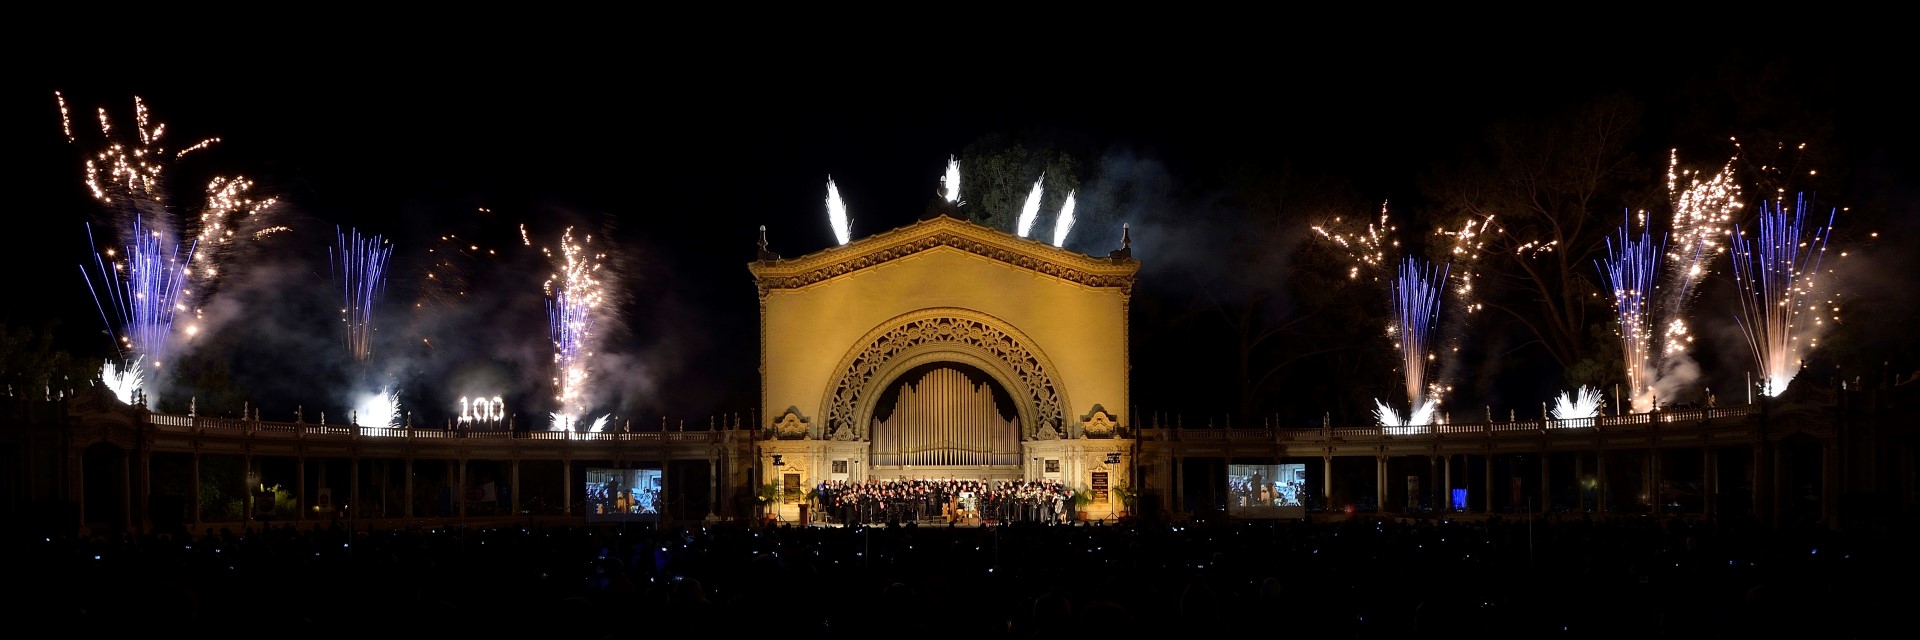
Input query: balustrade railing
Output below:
<box><xmin>1133</xmin><ymin>404</ymin><xmax>1760</xmax><ymax>442</ymax></box>
<box><xmin>137</xmin><ymin>403</ymin><xmax>1760</xmax><ymax>444</ymax></box>
<box><xmin>141</xmin><ymin>412</ymin><xmax>741</xmax><ymax>443</ymax></box>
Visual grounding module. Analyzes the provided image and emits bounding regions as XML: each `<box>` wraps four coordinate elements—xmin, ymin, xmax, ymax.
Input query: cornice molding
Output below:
<box><xmin>749</xmin><ymin>216</ymin><xmax>1137</xmax><ymax>295</ymax></box>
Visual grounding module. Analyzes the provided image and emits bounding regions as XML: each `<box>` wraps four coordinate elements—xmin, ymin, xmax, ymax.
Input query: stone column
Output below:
<box><xmin>457</xmin><ymin>458</ymin><xmax>468</xmax><ymax>519</ymax></box>
<box><xmin>563</xmin><ymin>458</ymin><xmax>573</xmax><ymax>516</ymax></box>
<box><xmin>1751</xmin><ymin>442</ymin><xmax>1766</xmax><ymax>524</ymax></box>
<box><xmin>404</xmin><ymin>457</ymin><xmax>415</xmax><ymax>518</ymax></box>
<box><xmin>1174</xmin><ymin>455</ymin><xmax>1184</xmax><ymax>514</ymax></box>
<box><xmin>120</xmin><ymin>448</ymin><xmax>132</xmax><ymax>533</ymax></box>
<box><xmin>1538</xmin><ymin>451</ymin><xmax>1550</xmax><ymax>513</ymax></box>
<box><xmin>1771</xmin><ymin>445</ymin><xmax>1784</xmax><ymax>526</ymax></box>
<box><xmin>1375</xmin><ymin>455</ymin><xmax>1387</xmax><ymax>513</ymax></box>
<box><xmin>191</xmin><ymin>452</ymin><xmax>201</xmax><ymax>529</ymax></box>
<box><xmin>1322</xmin><ymin>454</ymin><xmax>1333</xmax><ymax>510</ymax></box>
<box><xmin>1649</xmin><ymin>449</ymin><xmax>1661</xmax><ymax>514</ymax></box>
<box><xmin>71</xmin><ymin>449</ymin><xmax>85</xmax><ymax>534</ymax></box>
<box><xmin>708</xmin><ymin>455</ymin><xmax>719</xmax><ymax>519</ymax></box>
<box><xmin>1703</xmin><ymin>447</ymin><xmax>1716</xmax><ymax>518</ymax></box>
<box><xmin>1442</xmin><ymin>454</ymin><xmax>1452</xmax><ymax>512</ymax></box>
<box><xmin>511</xmin><ymin>458</ymin><xmax>521</xmax><ymax>516</ymax></box>
<box><xmin>1429</xmin><ymin>455</ymin><xmax>1440</xmax><ymax>511</ymax></box>
<box><xmin>1822</xmin><ymin>437</ymin><xmax>1840</xmax><ymax>528</ymax></box>
<box><xmin>349</xmin><ymin>456</ymin><xmax>359</xmax><ymax>521</ymax></box>
<box><xmin>1596</xmin><ymin>451</ymin><xmax>1609</xmax><ymax>514</ymax></box>
<box><xmin>137</xmin><ymin>449</ymin><xmax>151</xmax><ymax>533</ymax></box>
<box><xmin>723</xmin><ymin>449</ymin><xmax>736</xmax><ymax>518</ymax></box>
<box><xmin>296</xmin><ymin>457</ymin><xmax>306</xmax><ymax>522</ymax></box>
<box><xmin>1483</xmin><ymin>453</ymin><xmax>1494</xmax><ymax>514</ymax></box>
<box><xmin>243</xmin><ymin>454</ymin><xmax>253</xmax><ymax>528</ymax></box>
<box><xmin>1574</xmin><ymin>454</ymin><xmax>1587</xmax><ymax>512</ymax></box>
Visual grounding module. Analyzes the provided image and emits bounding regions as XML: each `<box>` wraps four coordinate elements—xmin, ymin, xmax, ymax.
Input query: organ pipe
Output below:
<box><xmin>873</xmin><ymin>367</ymin><xmax>1013</xmax><ymax>467</ymax></box>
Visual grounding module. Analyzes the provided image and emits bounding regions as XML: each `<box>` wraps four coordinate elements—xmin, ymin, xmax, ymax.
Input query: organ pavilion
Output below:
<box><xmin>748</xmin><ymin>205</ymin><xmax>1141</xmax><ymax>521</ymax></box>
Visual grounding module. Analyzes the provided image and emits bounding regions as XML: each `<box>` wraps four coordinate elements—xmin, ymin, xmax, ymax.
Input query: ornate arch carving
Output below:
<box><xmin>821</xmin><ymin>308</ymin><xmax>1068</xmax><ymax>442</ymax></box>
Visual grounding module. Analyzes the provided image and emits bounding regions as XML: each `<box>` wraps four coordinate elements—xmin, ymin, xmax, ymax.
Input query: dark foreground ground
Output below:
<box><xmin>6</xmin><ymin>513</ymin><xmax>1915</xmax><ymax>638</ymax></box>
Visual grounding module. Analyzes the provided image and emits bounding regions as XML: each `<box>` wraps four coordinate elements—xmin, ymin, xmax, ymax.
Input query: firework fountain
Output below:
<box><xmin>1597</xmin><ymin>215</ymin><xmax>1664</xmax><ymax>412</ymax></box>
<box><xmin>62</xmin><ymin>93</ymin><xmax>278</xmax><ymax>404</ymax></box>
<box><xmin>331</xmin><ymin>226</ymin><xmax>398</xmax><ymax>427</ymax></box>
<box><xmin>826</xmin><ymin>178</ymin><xmax>851</xmax><ymax>245</ymax></box>
<box><xmin>100</xmin><ymin>356</ymin><xmax>146</xmax><ymax>406</ymax></box>
<box><xmin>942</xmin><ymin>156</ymin><xmax>961</xmax><ymax>203</ymax></box>
<box><xmin>1015</xmin><ymin>174</ymin><xmax>1045</xmax><ymax>238</ymax></box>
<box><xmin>1550</xmin><ymin>385</ymin><xmax>1604</xmax><ymax>420</ymax></box>
<box><xmin>81</xmin><ymin>216</ymin><xmax>194</xmax><ymax>398</ymax></box>
<box><xmin>542</xmin><ymin>227</ymin><xmax>611</xmax><ymax>431</ymax></box>
<box><xmin>331</xmin><ymin>227</ymin><xmax>394</xmax><ymax>364</ymax></box>
<box><xmin>1730</xmin><ymin>194</ymin><xmax>1836</xmax><ymax>397</ymax></box>
<box><xmin>1374</xmin><ymin>257</ymin><xmax>1448</xmax><ymax>431</ymax></box>
<box><xmin>1051</xmin><ymin>190</ymin><xmax>1076</xmax><ymax>248</ymax></box>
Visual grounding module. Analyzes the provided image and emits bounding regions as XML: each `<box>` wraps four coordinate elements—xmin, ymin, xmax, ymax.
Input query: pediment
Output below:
<box><xmin>749</xmin><ymin>215</ymin><xmax>1137</xmax><ymax>295</ymax></box>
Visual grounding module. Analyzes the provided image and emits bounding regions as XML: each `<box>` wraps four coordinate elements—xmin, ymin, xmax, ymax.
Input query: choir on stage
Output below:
<box><xmin>813</xmin><ymin>478</ymin><xmax>1075</xmax><ymax>525</ymax></box>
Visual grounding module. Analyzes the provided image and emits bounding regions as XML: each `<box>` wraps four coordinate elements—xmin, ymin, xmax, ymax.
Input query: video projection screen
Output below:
<box><xmin>585</xmin><ymin>468</ymin><xmax>662</xmax><ymax>522</ymax></box>
<box><xmin>1227</xmin><ymin>463</ymin><xmax>1307</xmax><ymax>518</ymax></box>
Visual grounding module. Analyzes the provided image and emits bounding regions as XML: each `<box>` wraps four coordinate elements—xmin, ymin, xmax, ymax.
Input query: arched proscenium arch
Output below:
<box><xmin>821</xmin><ymin>308</ymin><xmax>1068</xmax><ymax>441</ymax></box>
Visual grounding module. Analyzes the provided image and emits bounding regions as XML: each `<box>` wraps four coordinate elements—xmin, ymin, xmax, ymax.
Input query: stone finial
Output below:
<box><xmin>757</xmin><ymin>225</ymin><xmax>781</xmax><ymax>261</ymax></box>
<box><xmin>1109</xmin><ymin>222</ymin><xmax>1134</xmax><ymax>260</ymax></box>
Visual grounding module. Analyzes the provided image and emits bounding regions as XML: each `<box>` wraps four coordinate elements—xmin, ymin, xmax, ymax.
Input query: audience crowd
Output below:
<box><xmin>7</xmin><ymin>512</ymin><xmax>1911</xmax><ymax>638</ymax></box>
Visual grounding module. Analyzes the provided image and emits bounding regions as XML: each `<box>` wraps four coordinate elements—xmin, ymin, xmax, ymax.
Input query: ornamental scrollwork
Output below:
<box><xmin>827</xmin><ymin>315</ymin><xmax>1064</xmax><ymax>441</ymax></box>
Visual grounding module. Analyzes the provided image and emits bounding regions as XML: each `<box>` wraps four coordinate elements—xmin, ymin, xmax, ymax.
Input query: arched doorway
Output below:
<box><xmin>81</xmin><ymin>442</ymin><xmax>128</xmax><ymax>532</ymax></box>
<box><xmin>1778</xmin><ymin>433</ymin><xmax>1825</xmax><ymax>523</ymax></box>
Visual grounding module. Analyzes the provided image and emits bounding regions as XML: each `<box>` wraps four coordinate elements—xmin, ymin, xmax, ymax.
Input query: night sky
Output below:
<box><xmin>6</xmin><ymin>40</ymin><xmax>1915</xmax><ymax>428</ymax></box>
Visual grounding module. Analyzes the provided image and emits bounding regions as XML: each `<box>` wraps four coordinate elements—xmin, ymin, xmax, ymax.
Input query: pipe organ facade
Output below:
<box><xmin>870</xmin><ymin>367</ymin><xmax>1021</xmax><ymax>467</ymax></box>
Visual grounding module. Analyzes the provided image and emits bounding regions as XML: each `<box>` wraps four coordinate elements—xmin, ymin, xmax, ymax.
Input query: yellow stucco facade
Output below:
<box><xmin>747</xmin><ymin>213</ymin><xmax>1139</xmax><ymax>516</ymax></box>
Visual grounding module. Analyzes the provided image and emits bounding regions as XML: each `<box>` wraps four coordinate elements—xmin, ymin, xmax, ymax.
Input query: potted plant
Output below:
<box><xmin>756</xmin><ymin>482</ymin><xmax>784</xmax><ymax>525</ymax></box>
<box><xmin>1071</xmin><ymin>484</ymin><xmax>1095</xmax><ymax>521</ymax></box>
<box><xmin>1114</xmin><ymin>484</ymin><xmax>1140</xmax><ymax>518</ymax></box>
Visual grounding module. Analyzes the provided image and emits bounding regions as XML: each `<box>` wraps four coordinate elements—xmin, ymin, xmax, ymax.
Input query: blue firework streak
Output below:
<box><xmin>1597</xmin><ymin>215</ymin><xmax>1665</xmax><ymax>412</ymax></box>
<box><xmin>329</xmin><ymin>227</ymin><xmax>394</xmax><ymax>363</ymax></box>
<box><xmin>1730</xmin><ymin>194</ymin><xmax>1835</xmax><ymax>397</ymax></box>
<box><xmin>1389</xmin><ymin>257</ymin><xmax>1449</xmax><ymax>411</ymax></box>
<box><xmin>81</xmin><ymin>215</ymin><xmax>195</xmax><ymax>372</ymax></box>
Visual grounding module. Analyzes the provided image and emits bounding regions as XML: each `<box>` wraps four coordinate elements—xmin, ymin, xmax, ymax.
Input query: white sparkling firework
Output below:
<box><xmin>101</xmin><ymin>357</ymin><xmax>145</xmax><ymax>405</ymax></box>
<box><xmin>353</xmin><ymin>386</ymin><xmax>400</xmax><ymax>428</ymax></box>
<box><xmin>1015</xmin><ymin>174</ymin><xmax>1045</xmax><ymax>238</ymax></box>
<box><xmin>1373</xmin><ymin>398</ymin><xmax>1438</xmax><ymax>434</ymax></box>
<box><xmin>1550</xmin><ymin>386</ymin><xmax>1603</xmax><ymax>420</ymax></box>
<box><xmin>550</xmin><ymin>412</ymin><xmax>613</xmax><ymax>433</ymax></box>
<box><xmin>1435</xmin><ymin>215</ymin><xmax>1493</xmax><ymax>314</ymax></box>
<box><xmin>1051</xmin><ymin>190</ymin><xmax>1076</xmax><ymax>248</ymax></box>
<box><xmin>1659</xmin><ymin>152</ymin><xmax>1742</xmax><ymax>358</ymax></box>
<box><xmin>542</xmin><ymin>227</ymin><xmax>607</xmax><ymax>430</ymax></box>
<box><xmin>825</xmin><ymin>178</ymin><xmax>850</xmax><ymax>245</ymax></box>
<box><xmin>943</xmin><ymin>156</ymin><xmax>961</xmax><ymax>202</ymax></box>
